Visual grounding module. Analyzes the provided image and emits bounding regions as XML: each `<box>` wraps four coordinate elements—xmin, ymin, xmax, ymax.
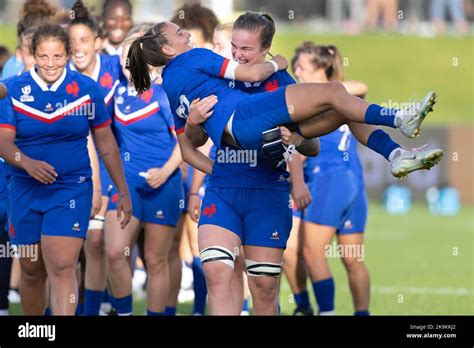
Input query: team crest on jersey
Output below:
<box><xmin>176</xmin><ymin>95</ymin><xmax>190</xmax><ymax>119</ymax></box>
<box><xmin>140</xmin><ymin>88</ymin><xmax>154</xmax><ymax>103</ymax></box>
<box><xmin>20</xmin><ymin>85</ymin><xmax>34</xmax><ymax>102</ymax></box>
<box><xmin>202</xmin><ymin>203</ymin><xmax>216</xmax><ymax>218</ymax></box>
<box><xmin>264</xmin><ymin>79</ymin><xmax>279</xmax><ymax>92</ymax></box>
<box><xmin>100</xmin><ymin>73</ymin><xmax>113</xmax><ymax>89</ymax></box>
<box><xmin>66</xmin><ymin>81</ymin><xmax>80</xmax><ymax>97</ymax></box>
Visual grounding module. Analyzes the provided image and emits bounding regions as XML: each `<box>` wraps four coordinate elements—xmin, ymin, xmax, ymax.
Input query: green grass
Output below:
<box><xmin>8</xmin><ymin>203</ymin><xmax>473</xmax><ymax>315</ymax></box>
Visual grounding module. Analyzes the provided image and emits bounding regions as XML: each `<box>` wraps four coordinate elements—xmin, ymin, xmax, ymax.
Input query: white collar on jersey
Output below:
<box><xmin>104</xmin><ymin>44</ymin><xmax>122</xmax><ymax>56</ymax></box>
<box><xmin>30</xmin><ymin>66</ymin><xmax>67</xmax><ymax>92</ymax></box>
<box><xmin>69</xmin><ymin>54</ymin><xmax>101</xmax><ymax>82</ymax></box>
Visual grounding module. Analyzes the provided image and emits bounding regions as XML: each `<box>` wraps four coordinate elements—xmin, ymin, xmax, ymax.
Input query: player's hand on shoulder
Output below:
<box><xmin>23</xmin><ymin>158</ymin><xmax>58</xmax><ymax>185</ymax></box>
<box><xmin>271</xmin><ymin>55</ymin><xmax>288</xmax><ymax>71</ymax></box>
<box><xmin>188</xmin><ymin>95</ymin><xmax>218</xmax><ymax>126</ymax></box>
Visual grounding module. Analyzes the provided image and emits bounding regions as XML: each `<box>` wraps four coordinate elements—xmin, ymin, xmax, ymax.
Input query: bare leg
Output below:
<box><xmin>144</xmin><ymin>223</ymin><xmax>176</xmax><ymax>313</ymax></box>
<box><xmin>41</xmin><ymin>236</ymin><xmax>84</xmax><ymax>315</ymax></box>
<box><xmin>198</xmin><ymin>224</ymin><xmax>241</xmax><ymax>315</ymax></box>
<box><xmin>337</xmin><ymin>233</ymin><xmax>370</xmax><ymax>313</ymax></box>
<box><xmin>285</xmin><ymin>82</ymin><xmax>370</xmax><ymax>130</ymax></box>
<box><xmin>19</xmin><ymin>243</ymin><xmax>47</xmax><ymax>315</ymax></box>
<box><xmin>244</xmin><ymin>246</ymin><xmax>284</xmax><ymax>315</ymax></box>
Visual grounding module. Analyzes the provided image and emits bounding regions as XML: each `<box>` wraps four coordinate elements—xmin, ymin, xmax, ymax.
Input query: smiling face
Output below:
<box><xmin>293</xmin><ymin>52</ymin><xmax>327</xmax><ymax>83</ymax></box>
<box><xmin>104</xmin><ymin>3</ymin><xmax>133</xmax><ymax>46</ymax></box>
<box><xmin>69</xmin><ymin>23</ymin><xmax>100</xmax><ymax>75</ymax></box>
<box><xmin>231</xmin><ymin>28</ymin><xmax>268</xmax><ymax>65</ymax></box>
<box><xmin>161</xmin><ymin>22</ymin><xmax>193</xmax><ymax>57</ymax></box>
<box><xmin>34</xmin><ymin>37</ymin><xmax>68</xmax><ymax>84</ymax></box>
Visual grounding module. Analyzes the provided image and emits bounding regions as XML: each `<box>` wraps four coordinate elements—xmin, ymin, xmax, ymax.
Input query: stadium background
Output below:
<box><xmin>0</xmin><ymin>0</ymin><xmax>472</xmax><ymax>315</ymax></box>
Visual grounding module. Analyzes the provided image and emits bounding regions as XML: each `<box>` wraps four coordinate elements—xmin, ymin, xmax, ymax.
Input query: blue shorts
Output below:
<box><xmin>198</xmin><ymin>188</ymin><xmax>292</xmax><ymax>249</ymax></box>
<box><xmin>108</xmin><ymin>173</ymin><xmax>184</xmax><ymax>227</ymax></box>
<box><xmin>8</xmin><ymin>179</ymin><xmax>93</xmax><ymax>245</ymax></box>
<box><xmin>303</xmin><ymin>170</ymin><xmax>367</xmax><ymax>234</ymax></box>
<box><xmin>232</xmin><ymin>86</ymin><xmax>293</xmax><ymax>151</ymax></box>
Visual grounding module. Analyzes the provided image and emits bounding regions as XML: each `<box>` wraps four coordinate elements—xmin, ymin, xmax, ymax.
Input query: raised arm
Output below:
<box><xmin>233</xmin><ymin>54</ymin><xmax>288</xmax><ymax>83</ymax></box>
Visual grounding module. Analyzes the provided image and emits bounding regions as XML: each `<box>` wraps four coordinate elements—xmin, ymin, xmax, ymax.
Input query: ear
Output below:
<box><xmin>161</xmin><ymin>44</ymin><xmax>175</xmax><ymax>57</ymax></box>
<box><xmin>94</xmin><ymin>37</ymin><xmax>103</xmax><ymax>52</ymax></box>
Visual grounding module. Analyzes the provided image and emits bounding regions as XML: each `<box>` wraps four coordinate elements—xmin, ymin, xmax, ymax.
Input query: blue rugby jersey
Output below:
<box><xmin>0</xmin><ymin>67</ymin><xmax>111</xmax><ymax>184</ymax></box>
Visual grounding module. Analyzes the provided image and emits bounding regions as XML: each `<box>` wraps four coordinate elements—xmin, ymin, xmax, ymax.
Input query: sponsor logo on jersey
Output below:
<box><xmin>44</xmin><ymin>103</ymin><xmax>54</xmax><ymax>112</ymax></box>
<box><xmin>20</xmin><ymin>85</ymin><xmax>34</xmax><ymax>102</ymax></box>
<box><xmin>344</xmin><ymin>220</ymin><xmax>353</xmax><ymax>229</ymax></box>
<box><xmin>202</xmin><ymin>203</ymin><xmax>216</xmax><ymax>218</ymax></box>
<box><xmin>155</xmin><ymin>210</ymin><xmax>164</xmax><ymax>219</ymax></box>
<box><xmin>72</xmin><ymin>221</ymin><xmax>81</xmax><ymax>231</ymax></box>
<box><xmin>270</xmin><ymin>231</ymin><xmax>280</xmax><ymax>240</ymax></box>
<box><xmin>176</xmin><ymin>95</ymin><xmax>190</xmax><ymax>119</ymax></box>
<box><xmin>77</xmin><ymin>176</ymin><xmax>86</xmax><ymax>184</ymax></box>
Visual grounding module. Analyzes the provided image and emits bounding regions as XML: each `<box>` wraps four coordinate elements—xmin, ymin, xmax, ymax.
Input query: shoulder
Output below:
<box><xmin>100</xmin><ymin>54</ymin><xmax>121</xmax><ymax>70</ymax></box>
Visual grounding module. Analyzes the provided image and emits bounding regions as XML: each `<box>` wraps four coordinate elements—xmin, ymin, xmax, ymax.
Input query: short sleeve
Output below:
<box><xmin>155</xmin><ymin>85</ymin><xmax>175</xmax><ymax>133</ymax></box>
<box><xmin>191</xmin><ymin>48</ymin><xmax>239</xmax><ymax>80</ymax></box>
<box><xmin>0</xmin><ymin>91</ymin><xmax>17</xmax><ymax>131</ymax></box>
<box><xmin>280</xmin><ymin>71</ymin><xmax>296</xmax><ymax>86</ymax></box>
<box><xmin>88</xmin><ymin>84</ymin><xmax>112</xmax><ymax>129</ymax></box>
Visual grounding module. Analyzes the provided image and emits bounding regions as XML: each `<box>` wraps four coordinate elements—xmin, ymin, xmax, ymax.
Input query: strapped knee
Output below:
<box><xmin>88</xmin><ymin>215</ymin><xmax>105</xmax><ymax>230</ymax></box>
<box><xmin>245</xmin><ymin>259</ymin><xmax>282</xmax><ymax>277</ymax></box>
<box><xmin>200</xmin><ymin>246</ymin><xmax>235</xmax><ymax>269</ymax></box>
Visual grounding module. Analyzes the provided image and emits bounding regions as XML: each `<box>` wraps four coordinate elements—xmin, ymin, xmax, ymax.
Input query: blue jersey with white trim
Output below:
<box><xmin>113</xmin><ymin>80</ymin><xmax>177</xmax><ymax>182</ymax></box>
<box><xmin>0</xmin><ymin>67</ymin><xmax>111</xmax><ymax>184</ymax></box>
<box><xmin>162</xmin><ymin>48</ymin><xmax>249</xmax><ymax>147</ymax></box>
<box><xmin>304</xmin><ymin>126</ymin><xmax>364</xmax><ymax>187</ymax></box>
<box><xmin>68</xmin><ymin>54</ymin><xmax>121</xmax><ymax>117</ymax></box>
<box><xmin>207</xmin><ymin>70</ymin><xmax>295</xmax><ymax>190</ymax></box>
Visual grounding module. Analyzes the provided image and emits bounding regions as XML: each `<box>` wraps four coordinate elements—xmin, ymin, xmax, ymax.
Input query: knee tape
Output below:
<box><xmin>200</xmin><ymin>246</ymin><xmax>235</xmax><ymax>269</ymax></box>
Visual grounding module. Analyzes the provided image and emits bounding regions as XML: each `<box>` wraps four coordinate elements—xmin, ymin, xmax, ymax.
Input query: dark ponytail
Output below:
<box><xmin>127</xmin><ymin>22</ymin><xmax>168</xmax><ymax>94</ymax></box>
<box><xmin>234</xmin><ymin>11</ymin><xmax>275</xmax><ymax>49</ymax></box>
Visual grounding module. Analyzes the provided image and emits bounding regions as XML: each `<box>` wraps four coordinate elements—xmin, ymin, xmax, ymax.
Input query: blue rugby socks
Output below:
<box><xmin>191</xmin><ymin>256</ymin><xmax>207</xmax><ymax>315</ymax></box>
<box><xmin>82</xmin><ymin>289</ymin><xmax>104</xmax><ymax>316</ymax></box>
<box><xmin>313</xmin><ymin>278</ymin><xmax>335</xmax><ymax>315</ymax></box>
<box><xmin>365</xmin><ymin>104</ymin><xmax>400</xmax><ymax>128</ymax></box>
<box><xmin>367</xmin><ymin>129</ymin><xmax>401</xmax><ymax>161</ymax></box>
